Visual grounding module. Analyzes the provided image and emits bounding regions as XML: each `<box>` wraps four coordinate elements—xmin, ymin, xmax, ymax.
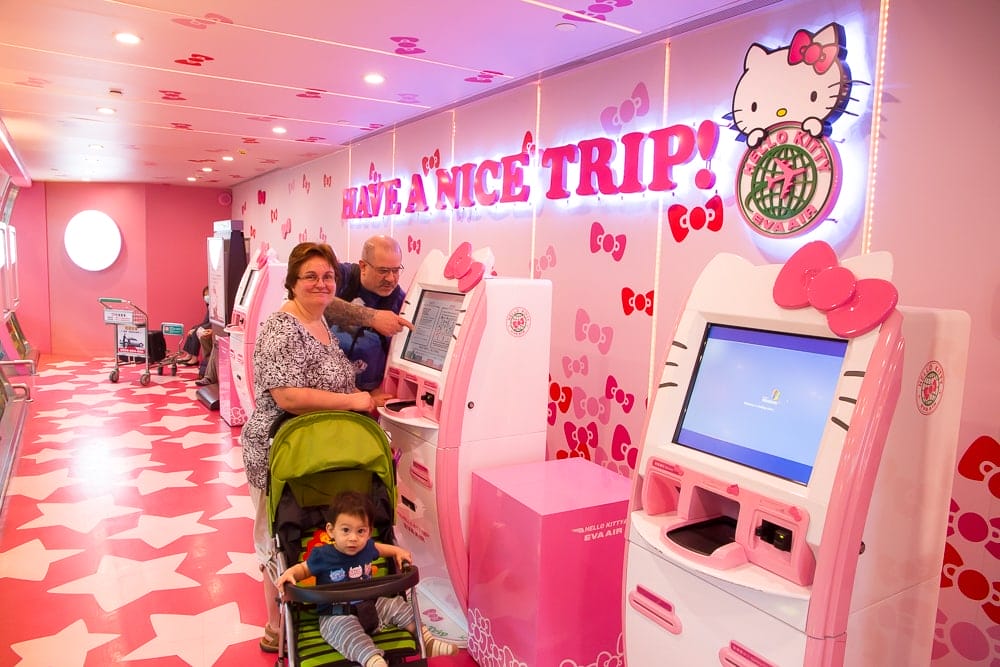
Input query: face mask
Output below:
<box><xmin>204</xmin><ymin>295</ymin><xmax>210</xmax><ymax>304</ymax></box>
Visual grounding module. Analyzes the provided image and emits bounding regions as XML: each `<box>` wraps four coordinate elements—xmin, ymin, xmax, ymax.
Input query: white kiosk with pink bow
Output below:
<box><xmin>624</xmin><ymin>242</ymin><xmax>969</xmax><ymax>666</ymax></box>
<box><xmin>377</xmin><ymin>241</ymin><xmax>552</xmax><ymax>645</ymax></box>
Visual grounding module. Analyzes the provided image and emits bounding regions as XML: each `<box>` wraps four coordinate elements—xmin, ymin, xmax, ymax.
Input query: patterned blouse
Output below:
<box><xmin>240</xmin><ymin>311</ymin><xmax>357</xmax><ymax>489</ymax></box>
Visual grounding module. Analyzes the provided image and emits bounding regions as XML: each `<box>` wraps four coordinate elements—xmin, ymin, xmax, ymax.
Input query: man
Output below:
<box><xmin>324</xmin><ymin>235</ymin><xmax>410</xmax><ymax>390</ymax></box>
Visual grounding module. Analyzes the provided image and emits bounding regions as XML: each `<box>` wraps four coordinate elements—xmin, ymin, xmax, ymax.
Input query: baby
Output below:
<box><xmin>276</xmin><ymin>490</ymin><xmax>456</xmax><ymax>667</ymax></box>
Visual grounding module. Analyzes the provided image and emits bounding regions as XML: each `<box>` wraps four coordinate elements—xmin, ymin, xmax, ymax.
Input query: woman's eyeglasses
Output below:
<box><xmin>297</xmin><ymin>272</ymin><xmax>337</xmax><ymax>285</ymax></box>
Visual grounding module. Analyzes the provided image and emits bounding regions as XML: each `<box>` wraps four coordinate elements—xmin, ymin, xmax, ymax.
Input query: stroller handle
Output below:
<box><xmin>283</xmin><ymin>564</ymin><xmax>420</xmax><ymax>605</ymax></box>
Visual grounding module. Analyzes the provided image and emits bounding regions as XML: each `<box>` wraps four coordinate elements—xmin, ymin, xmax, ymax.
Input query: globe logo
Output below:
<box><xmin>736</xmin><ymin>122</ymin><xmax>841</xmax><ymax>237</ymax></box>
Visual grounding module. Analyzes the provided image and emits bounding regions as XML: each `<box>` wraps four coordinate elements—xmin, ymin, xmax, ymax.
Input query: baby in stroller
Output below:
<box><xmin>276</xmin><ymin>491</ymin><xmax>456</xmax><ymax>667</ymax></box>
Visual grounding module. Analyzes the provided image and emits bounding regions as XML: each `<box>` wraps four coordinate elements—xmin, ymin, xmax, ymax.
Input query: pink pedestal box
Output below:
<box><xmin>466</xmin><ymin>458</ymin><xmax>630</xmax><ymax>666</ymax></box>
<box><xmin>216</xmin><ymin>336</ymin><xmax>246</xmax><ymax>426</ymax></box>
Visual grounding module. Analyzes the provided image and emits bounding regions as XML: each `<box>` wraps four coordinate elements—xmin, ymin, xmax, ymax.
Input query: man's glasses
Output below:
<box><xmin>366</xmin><ymin>264</ymin><xmax>404</xmax><ymax>277</ymax></box>
<box><xmin>297</xmin><ymin>272</ymin><xmax>336</xmax><ymax>285</ymax></box>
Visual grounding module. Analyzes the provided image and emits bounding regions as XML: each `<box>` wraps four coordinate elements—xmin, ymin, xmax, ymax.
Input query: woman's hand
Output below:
<box><xmin>350</xmin><ymin>391</ymin><xmax>376</xmax><ymax>413</ymax></box>
<box><xmin>370</xmin><ymin>388</ymin><xmax>393</xmax><ymax>408</ymax></box>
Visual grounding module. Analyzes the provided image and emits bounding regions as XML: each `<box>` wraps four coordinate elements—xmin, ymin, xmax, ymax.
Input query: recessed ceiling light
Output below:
<box><xmin>555</xmin><ymin>22</ymin><xmax>576</xmax><ymax>32</ymax></box>
<box><xmin>222</xmin><ymin>155</ymin><xmax>234</xmax><ymax>162</ymax></box>
<box><xmin>97</xmin><ymin>106</ymin><xmax>116</xmax><ymax>115</ymax></box>
<box><xmin>363</xmin><ymin>73</ymin><xmax>385</xmax><ymax>85</ymax></box>
<box><xmin>187</xmin><ymin>176</ymin><xmax>197</xmax><ymax>182</ymax></box>
<box><xmin>272</xmin><ymin>126</ymin><xmax>287</xmax><ymax>135</ymax></box>
<box><xmin>114</xmin><ymin>32</ymin><xmax>141</xmax><ymax>45</ymax></box>
<box><xmin>202</xmin><ymin>167</ymin><xmax>213</xmax><ymax>172</ymax></box>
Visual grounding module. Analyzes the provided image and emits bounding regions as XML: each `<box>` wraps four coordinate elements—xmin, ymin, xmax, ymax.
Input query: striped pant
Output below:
<box><xmin>318</xmin><ymin>596</ymin><xmax>413</xmax><ymax>665</ymax></box>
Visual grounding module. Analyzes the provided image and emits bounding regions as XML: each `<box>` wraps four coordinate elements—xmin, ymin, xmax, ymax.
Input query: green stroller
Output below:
<box><xmin>267</xmin><ymin>410</ymin><xmax>426</xmax><ymax>666</ymax></box>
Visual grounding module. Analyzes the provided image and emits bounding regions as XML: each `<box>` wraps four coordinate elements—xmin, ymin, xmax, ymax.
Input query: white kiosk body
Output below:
<box><xmin>226</xmin><ymin>248</ymin><xmax>287</xmax><ymax>412</ymax></box>
<box><xmin>378</xmin><ymin>244</ymin><xmax>551</xmax><ymax>643</ymax></box>
<box><xmin>624</xmin><ymin>244</ymin><xmax>969</xmax><ymax>667</ymax></box>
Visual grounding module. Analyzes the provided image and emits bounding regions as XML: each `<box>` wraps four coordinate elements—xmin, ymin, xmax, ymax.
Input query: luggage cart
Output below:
<box><xmin>99</xmin><ymin>297</ymin><xmax>153</xmax><ymax>385</ymax></box>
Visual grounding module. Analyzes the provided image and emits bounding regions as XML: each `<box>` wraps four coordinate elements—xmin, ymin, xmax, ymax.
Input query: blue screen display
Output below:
<box><xmin>674</xmin><ymin>324</ymin><xmax>848</xmax><ymax>485</ymax></box>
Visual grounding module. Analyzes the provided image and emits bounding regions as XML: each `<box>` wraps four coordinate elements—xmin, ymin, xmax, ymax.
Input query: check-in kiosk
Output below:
<box><xmin>624</xmin><ymin>242</ymin><xmax>969</xmax><ymax>667</ymax></box>
<box><xmin>225</xmin><ymin>246</ymin><xmax>287</xmax><ymax>413</ymax></box>
<box><xmin>377</xmin><ymin>242</ymin><xmax>551</xmax><ymax>644</ymax></box>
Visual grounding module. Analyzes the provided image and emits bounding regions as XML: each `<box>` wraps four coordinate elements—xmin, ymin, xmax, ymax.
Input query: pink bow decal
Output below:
<box><xmin>562</xmin><ymin>354</ymin><xmax>589</xmax><ymax>378</ymax></box>
<box><xmin>407</xmin><ymin>235</ymin><xmax>422</xmax><ymax>254</ymax></box>
<box><xmin>622</xmin><ymin>287</ymin><xmax>654</xmax><ymax>316</ymax></box>
<box><xmin>611</xmin><ymin>424</ymin><xmax>637</xmax><ymax>469</ymax></box>
<box><xmin>605</xmin><ymin>375</ymin><xmax>635</xmax><ymax>413</ymax></box>
<box><xmin>534</xmin><ymin>245</ymin><xmax>556</xmax><ymax>278</ymax></box>
<box><xmin>571</xmin><ymin>386</ymin><xmax>611</xmax><ymax>425</ymax></box>
<box><xmin>590</xmin><ymin>222</ymin><xmax>626</xmax><ymax>261</ymax></box>
<box><xmin>564</xmin><ymin>421</ymin><xmax>599</xmax><ymax>452</ymax></box>
<box><xmin>574</xmin><ymin>308</ymin><xmax>614</xmax><ymax>355</ymax></box>
<box><xmin>443</xmin><ymin>241</ymin><xmax>485</xmax><ymax>292</ymax></box>
<box><xmin>772</xmin><ymin>241</ymin><xmax>898</xmax><ymax>338</ymax></box>
<box><xmin>421</xmin><ymin>149</ymin><xmax>441</xmax><ymax>176</ymax></box>
<box><xmin>600</xmin><ymin>82</ymin><xmax>651</xmax><ymax>134</ymax></box>
<box><xmin>957</xmin><ymin>435</ymin><xmax>1000</xmax><ymax>499</ymax></box>
<box><xmin>668</xmin><ymin>194</ymin><xmax>723</xmax><ymax>243</ymax></box>
<box><xmin>788</xmin><ymin>29</ymin><xmax>839</xmax><ymax>74</ymax></box>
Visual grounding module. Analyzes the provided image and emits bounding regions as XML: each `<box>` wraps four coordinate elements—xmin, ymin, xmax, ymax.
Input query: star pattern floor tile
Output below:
<box><xmin>0</xmin><ymin>354</ymin><xmax>478</xmax><ymax>667</ymax></box>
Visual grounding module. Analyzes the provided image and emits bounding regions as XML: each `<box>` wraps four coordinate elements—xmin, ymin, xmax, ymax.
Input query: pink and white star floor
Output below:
<box><xmin>0</xmin><ymin>356</ymin><xmax>477</xmax><ymax>667</ymax></box>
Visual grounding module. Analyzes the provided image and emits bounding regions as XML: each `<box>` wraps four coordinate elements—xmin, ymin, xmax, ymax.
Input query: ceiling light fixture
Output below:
<box><xmin>222</xmin><ymin>156</ymin><xmax>234</xmax><ymax>162</ymax></box>
<box><xmin>363</xmin><ymin>73</ymin><xmax>385</xmax><ymax>85</ymax></box>
<box><xmin>114</xmin><ymin>32</ymin><xmax>141</xmax><ymax>45</ymax></box>
<box><xmin>202</xmin><ymin>167</ymin><xmax>213</xmax><ymax>172</ymax></box>
<box><xmin>187</xmin><ymin>176</ymin><xmax>197</xmax><ymax>182</ymax></box>
<box><xmin>272</xmin><ymin>126</ymin><xmax>287</xmax><ymax>135</ymax></box>
<box><xmin>97</xmin><ymin>107</ymin><xmax>116</xmax><ymax>115</ymax></box>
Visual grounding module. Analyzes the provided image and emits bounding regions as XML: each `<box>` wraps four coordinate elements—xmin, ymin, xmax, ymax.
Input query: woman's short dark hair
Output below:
<box><xmin>284</xmin><ymin>242</ymin><xmax>339</xmax><ymax>298</ymax></box>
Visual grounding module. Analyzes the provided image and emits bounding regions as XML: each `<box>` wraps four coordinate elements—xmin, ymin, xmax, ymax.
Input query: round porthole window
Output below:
<box><xmin>64</xmin><ymin>209</ymin><xmax>122</xmax><ymax>271</ymax></box>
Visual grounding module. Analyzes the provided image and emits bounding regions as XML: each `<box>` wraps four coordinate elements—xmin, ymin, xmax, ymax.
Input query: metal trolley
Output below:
<box><xmin>98</xmin><ymin>297</ymin><xmax>155</xmax><ymax>385</ymax></box>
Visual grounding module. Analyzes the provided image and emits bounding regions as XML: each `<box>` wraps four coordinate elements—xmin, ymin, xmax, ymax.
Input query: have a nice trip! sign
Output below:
<box><xmin>341</xmin><ymin>121</ymin><xmax>721</xmax><ymax>220</ymax></box>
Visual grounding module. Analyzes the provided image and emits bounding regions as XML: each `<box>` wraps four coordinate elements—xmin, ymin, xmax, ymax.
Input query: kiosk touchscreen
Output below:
<box><xmin>624</xmin><ymin>242</ymin><xmax>969</xmax><ymax>667</ymax></box>
<box><xmin>377</xmin><ymin>243</ymin><xmax>551</xmax><ymax>646</ymax></box>
<box><xmin>225</xmin><ymin>247</ymin><xmax>287</xmax><ymax>413</ymax></box>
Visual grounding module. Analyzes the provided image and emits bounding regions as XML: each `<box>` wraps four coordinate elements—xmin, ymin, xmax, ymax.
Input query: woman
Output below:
<box><xmin>240</xmin><ymin>242</ymin><xmax>391</xmax><ymax>652</ymax></box>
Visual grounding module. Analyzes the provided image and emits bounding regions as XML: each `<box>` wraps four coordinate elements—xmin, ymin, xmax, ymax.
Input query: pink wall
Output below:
<box><xmin>10</xmin><ymin>182</ymin><xmax>230</xmax><ymax>356</ymax></box>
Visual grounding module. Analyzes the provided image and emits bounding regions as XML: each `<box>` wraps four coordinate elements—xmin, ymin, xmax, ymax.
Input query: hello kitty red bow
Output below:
<box><xmin>788</xmin><ymin>29</ymin><xmax>839</xmax><ymax>74</ymax></box>
<box><xmin>773</xmin><ymin>241</ymin><xmax>898</xmax><ymax>338</ymax></box>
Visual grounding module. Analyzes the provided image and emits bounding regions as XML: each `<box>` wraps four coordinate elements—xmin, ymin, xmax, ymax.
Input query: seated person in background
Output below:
<box><xmin>325</xmin><ymin>235</ymin><xmax>407</xmax><ymax>391</ymax></box>
<box><xmin>194</xmin><ymin>340</ymin><xmax>218</xmax><ymax>387</ymax></box>
<box><xmin>177</xmin><ymin>286</ymin><xmax>212</xmax><ymax>367</ymax></box>
<box><xmin>275</xmin><ymin>490</ymin><xmax>457</xmax><ymax>666</ymax></box>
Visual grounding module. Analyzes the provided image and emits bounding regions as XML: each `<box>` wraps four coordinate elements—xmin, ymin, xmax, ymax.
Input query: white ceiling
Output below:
<box><xmin>0</xmin><ymin>0</ymin><xmax>778</xmax><ymax>188</ymax></box>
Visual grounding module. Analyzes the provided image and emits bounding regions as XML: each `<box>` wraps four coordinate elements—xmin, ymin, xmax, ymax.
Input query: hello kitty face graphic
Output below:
<box><xmin>731</xmin><ymin>23</ymin><xmax>854</xmax><ymax>148</ymax></box>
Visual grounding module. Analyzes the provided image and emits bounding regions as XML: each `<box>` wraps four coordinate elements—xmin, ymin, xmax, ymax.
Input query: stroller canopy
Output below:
<box><xmin>267</xmin><ymin>410</ymin><xmax>395</xmax><ymax>531</ymax></box>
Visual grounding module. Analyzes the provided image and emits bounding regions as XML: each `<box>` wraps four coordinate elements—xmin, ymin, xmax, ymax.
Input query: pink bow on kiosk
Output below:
<box><xmin>772</xmin><ymin>241</ymin><xmax>898</xmax><ymax>338</ymax></box>
<box><xmin>444</xmin><ymin>241</ymin><xmax>487</xmax><ymax>292</ymax></box>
